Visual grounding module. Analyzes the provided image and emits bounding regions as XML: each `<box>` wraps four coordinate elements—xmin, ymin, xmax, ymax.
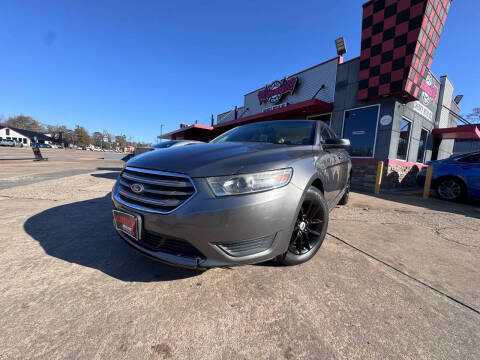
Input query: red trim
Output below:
<box><xmin>161</xmin><ymin>123</ymin><xmax>213</xmax><ymax>138</ymax></box>
<box><xmin>214</xmin><ymin>99</ymin><xmax>333</xmax><ymax>129</ymax></box>
<box><xmin>432</xmin><ymin>125</ymin><xmax>480</xmax><ymax>140</ymax></box>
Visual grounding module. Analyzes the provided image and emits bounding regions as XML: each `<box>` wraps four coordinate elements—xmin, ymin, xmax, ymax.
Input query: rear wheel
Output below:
<box><xmin>277</xmin><ymin>186</ymin><xmax>329</xmax><ymax>266</ymax></box>
<box><xmin>435</xmin><ymin>177</ymin><xmax>466</xmax><ymax>201</ymax></box>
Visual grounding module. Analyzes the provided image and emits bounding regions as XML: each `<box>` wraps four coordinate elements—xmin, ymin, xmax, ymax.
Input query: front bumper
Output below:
<box><xmin>112</xmin><ymin>177</ymin><xmax>303</xmax><ymax>269</ymax></box>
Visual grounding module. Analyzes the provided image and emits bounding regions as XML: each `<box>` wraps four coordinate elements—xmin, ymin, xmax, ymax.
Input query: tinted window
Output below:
<box><xmin>397</xmin><ymin>118</ymin><xmax>412</xmax><ymax>160</ymax></box>
<box><xmin>320</xmin><ymin>126</ymin><xmax>337</xmax><ymax>144</ymax></box>
<box><xmin>212</xmin><ymin>121</ymin><xmax>316</xmax><ymax>146</ymax></box>
<box><xmin>342</xmin><ymin>106</ymin><xmax>379</xmax><ymax>157</ymax></box>
<box><xmin>417</xmin><ymin>129</ymin><xmax>428</xmax><ymax>163</ymax></box>
<box><xmin>457</xmin><ymin>154</ymin><xmax>480</xmax><ymax>164</ymax></box>
<box><xmin>151</xmin><ymin>141</ymin><xmax>180</xmax><ymax>148</ymax></box>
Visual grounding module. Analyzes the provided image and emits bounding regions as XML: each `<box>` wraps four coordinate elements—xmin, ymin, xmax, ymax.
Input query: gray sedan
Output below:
<box><xmin>112</xmin><ymin>120</ymin><xmax>351</xmax><ymax>269</ymax></box>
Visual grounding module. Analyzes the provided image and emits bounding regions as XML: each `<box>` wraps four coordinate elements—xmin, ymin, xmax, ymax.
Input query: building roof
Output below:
<box><xmin>0</xmin><ymin>125</ymin><xmax>54</xmax><ymax>141</ymax></box>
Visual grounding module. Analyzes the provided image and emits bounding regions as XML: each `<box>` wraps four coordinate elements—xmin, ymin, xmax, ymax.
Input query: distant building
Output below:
<box><xmin>0</xmin><ymin>126</ymin><xmax>56</xmax><ymax>146</ymax></box>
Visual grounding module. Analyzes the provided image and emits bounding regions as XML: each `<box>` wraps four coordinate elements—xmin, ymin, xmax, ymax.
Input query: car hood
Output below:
<box><xmin>126</xmin><ymin>142</ymin><xmax>313</xmax><ymax>177</ymax></box>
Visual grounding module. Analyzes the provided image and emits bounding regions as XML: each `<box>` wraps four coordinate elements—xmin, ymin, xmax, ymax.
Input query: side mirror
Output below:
<box><xmin>323</xmin><ymin>138</ymin><xmax>350</xmax><ymax>149</ymax></box>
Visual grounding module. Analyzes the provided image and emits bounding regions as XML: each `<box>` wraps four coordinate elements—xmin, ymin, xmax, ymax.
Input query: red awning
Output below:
<box><xmin>214</xmin><ymin>98</ymin><xmax>334</xmax><ymax>130</ymax></box>
<box><xmin>160</xmin><ymin>124</ymin><xmax>213</xmax><ymax>141</ymax></box>
<box><xmin>432</xmin><ymin>125</ymin><xmax>480</xmax><ymax>140</ymax></box>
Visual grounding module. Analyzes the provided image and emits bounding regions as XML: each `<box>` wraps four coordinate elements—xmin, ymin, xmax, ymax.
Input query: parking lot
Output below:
<box><xmin>1</xmin><ymin>147</ymin><xmax>479</xmax><ymax>359</ymax></box>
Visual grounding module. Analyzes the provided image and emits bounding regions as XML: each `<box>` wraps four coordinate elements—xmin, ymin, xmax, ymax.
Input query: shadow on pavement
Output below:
<box><xmin>356</xmin><ymin>191</ymin><xmax>480</xmax><ymax>219</ymax></box>
<box><xmin>96</xmin><ymin>167</ymin><xmax>123</xmax><ymax>171</ymax></box>
<box><xmin>91</xmin><ymin>172</ymin><xmax>119</xmax><ymax>180</ymax></box>
<box><xmin>24</xmin><ymin>193</ymin><xmax>200</xmax><ymax>282</ymax></box>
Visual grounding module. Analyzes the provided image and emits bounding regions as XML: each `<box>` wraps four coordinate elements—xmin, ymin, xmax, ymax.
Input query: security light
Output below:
<box><xmin>335</xmin><ymin>37</ymin><xmax>347</xmax><ymax>56</ymax></box>
<box><xmin>454</xmin><ymin>95</ymin><xmax>463</xmax><ymax>104</ymax></box>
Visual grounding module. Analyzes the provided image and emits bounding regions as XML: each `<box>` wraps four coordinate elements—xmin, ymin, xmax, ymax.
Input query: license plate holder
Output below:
<box><xmin>113</xmin><ymin>210</ymin><xmax>141</xmax><ymax>240</ymax></box>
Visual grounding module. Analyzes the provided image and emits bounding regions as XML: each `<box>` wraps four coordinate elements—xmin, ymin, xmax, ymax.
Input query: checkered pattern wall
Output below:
<box><xmin>358</xmin><ymin>0</ymin><xmax>452</xmax><ymax>101</ymax></box>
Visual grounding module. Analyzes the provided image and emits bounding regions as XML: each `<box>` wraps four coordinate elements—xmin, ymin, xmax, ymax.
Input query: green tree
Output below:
<box><xmin>74</xmin><ymin>125</ymin><xmax>91</xmax><ymax>147</ymax></box>
<box><xmin>6</xmin><ymin>115</ymin><xmax>46</xmax><ymax>132</ymax></box>
<box><xmin>115</xmin><ymin>135</ymin><xmax>127</xmax><ymax>148</ymax></box>
<box><xmin>92</xmin><ymin>132</ymin><xmax>103</xmax><ymax>147</ymax></box>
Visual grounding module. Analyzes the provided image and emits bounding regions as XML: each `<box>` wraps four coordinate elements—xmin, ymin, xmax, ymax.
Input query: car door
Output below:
<box><xmin>315</xmin><ymin>123</ymin><xmax>349</xmax><ymax>205</ymax></box>
<box><xmin>456</xmin><ymin>153</ymin><xmax>480</xmax><ymax>198</ymax></box>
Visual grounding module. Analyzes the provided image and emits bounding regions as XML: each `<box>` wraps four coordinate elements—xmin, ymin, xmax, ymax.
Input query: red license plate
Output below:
<box><xmin>113</xmin><ymin>210</ymin><xmax>139</xmax><ymax>240</ymax></box>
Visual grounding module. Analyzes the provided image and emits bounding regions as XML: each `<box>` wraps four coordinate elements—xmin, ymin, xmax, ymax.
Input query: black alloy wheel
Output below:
<box><xmin>277</xmin><ymin>186</ymin><xmax>329</xmax><ymax>266</ymax></box>
<box><xmin>435</xmin><ymin>177</ymin><xmax>465</xmax><ymax>201</ymax></box>
<box><xmin>288</xmin><ymin>200</ymin><xmax>324</xmax><ymax>255</ymax></box>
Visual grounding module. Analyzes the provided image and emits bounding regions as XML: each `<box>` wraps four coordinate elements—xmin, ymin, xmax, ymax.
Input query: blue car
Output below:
<box><xmin>418</xmin><ymin>151</ymin><xmax>480</xmax><ymax>201</ymax></box>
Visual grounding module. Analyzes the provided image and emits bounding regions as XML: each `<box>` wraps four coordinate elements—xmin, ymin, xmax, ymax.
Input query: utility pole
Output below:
<box><xmin>160</xmin><ymin>124</ymin><xmax>164</xmax><ymax>143</ymax></box>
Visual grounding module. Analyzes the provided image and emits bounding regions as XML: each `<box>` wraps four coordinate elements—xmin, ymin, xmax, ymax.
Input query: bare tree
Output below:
<box><xmin>466</xmin><ymin>108</ymin><xmax>480</xmax><ymax>124</ymax></box>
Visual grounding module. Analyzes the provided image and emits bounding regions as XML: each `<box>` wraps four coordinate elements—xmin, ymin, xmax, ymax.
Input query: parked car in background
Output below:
<box><xmin>0</xmin><ymin>139</ymin><xmax>15</xmax><ymax>147</ymax></box>
<box><xmin>112</xmin><ymin>120</ymin><xmax>351</xmax><ymax>269</ymax></box>
<box><xmin>418</xmin><ymin>151</ymin><xmax>480</xmax><ymax>201</ymax></box>
<box><xmin>148</xmin><ymin>140</ymin><xmax>204</xmax><ymax>151</ymax></box>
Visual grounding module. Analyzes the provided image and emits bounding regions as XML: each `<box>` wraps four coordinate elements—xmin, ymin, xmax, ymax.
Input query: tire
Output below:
<box><xmin>337</xmin><ymin>176</ymin><xmax>350</xmax><ymax>206</ymax></box>
<box><xmin>277</xmin><ymin>186</ymin><xmax>329</xmax><ymax>266</ymax></box>
<box><xmin>435</xmin><ymin>177</ymin><xmax>466</xmax><ymax>201</ymax></box>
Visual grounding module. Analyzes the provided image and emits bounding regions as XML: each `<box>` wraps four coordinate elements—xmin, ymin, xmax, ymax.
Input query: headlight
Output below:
<box><xmin>207</xmin><ymin>168</ymin><xmax>293</xmax><ymax>196</ymax></box>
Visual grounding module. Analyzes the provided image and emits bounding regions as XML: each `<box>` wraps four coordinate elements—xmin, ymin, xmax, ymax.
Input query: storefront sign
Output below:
<box><xmin>420</xmin><ymin>73</ymin><xmax>438</xmax><ymax>105</ymax></box>
<box><xmin>262</xmin><ymin>102</ymin><xmax>287</xmax><ymax>112</ymax></box>
<box><xmin>413</xmin><ymin>101</ymin><xmax>433</xmax><ymax>121</ymax></box>
<box><xmin>258</xmin><ymin>77</ymin><xmax>297</xmax><ymax>104</ymax></box>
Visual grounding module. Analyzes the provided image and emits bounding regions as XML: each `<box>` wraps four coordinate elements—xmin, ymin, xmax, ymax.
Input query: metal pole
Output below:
<box><xmin>374</xmin><ymin>161</ymin><xmax>384</xmax><ymax>195</ymax></box>
<box><xmin>423</xmin><ymin>166</ymin><xmax>434</xmax><ymax>199</ymax></box>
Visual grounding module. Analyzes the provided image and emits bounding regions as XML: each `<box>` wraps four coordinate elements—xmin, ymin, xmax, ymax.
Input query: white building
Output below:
<box><xmin>0</xmin><ymin>126</ymin><xmax>55</xmax><ymax>146</ymax></box>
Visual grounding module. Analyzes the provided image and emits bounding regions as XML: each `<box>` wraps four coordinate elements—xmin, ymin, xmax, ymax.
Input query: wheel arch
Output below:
<box><xmin>432</xmin><ymin>174</ymin><xmax>467</xmax><ymax>189</ymax></box>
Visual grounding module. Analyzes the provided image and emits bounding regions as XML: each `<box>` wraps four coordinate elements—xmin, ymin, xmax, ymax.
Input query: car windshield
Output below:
<box><xmin>151</xmin><ymin>141</ymin><xmax>181</xmax><ymax>149</ymax></box>
<box><xmin>211</xmin><ymin>121</ymin><xmax>316</xmax><ymax>145</ymax></box>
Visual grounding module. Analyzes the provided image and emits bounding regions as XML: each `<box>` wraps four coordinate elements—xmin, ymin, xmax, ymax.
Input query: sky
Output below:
<box><xmin>0</xmin><ymin>0</ymin><xmax>478</xmax><ymax>143</ymax></box>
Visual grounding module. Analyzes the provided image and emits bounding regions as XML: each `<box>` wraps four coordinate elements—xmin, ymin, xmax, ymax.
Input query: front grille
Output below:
<box><xmin>139</xmin><ymin>231</ymin><xmax>205</xmax><ymax>259</ymax></box>
<box><xmin>117</xmin><ymin>167</ymin><xmax>196</xmax><ymax>213</ymax></box>
<box><xmin>214</xmin><ymin>234</ymin><xmax>275</xmax><ymax>257</ymax></box>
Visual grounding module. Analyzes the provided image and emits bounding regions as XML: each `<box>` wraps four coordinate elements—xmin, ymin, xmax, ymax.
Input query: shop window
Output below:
<box><xmin>342</xmin><ymin>105</ymin><xmax>379</xmax><ymax>157</ymax></box>
<box><xmin>6</xmin><ymin>129</ymin><xmax>10</xmax><ymax>135</ymax></box>
<box><xmin>417</xmin><ymin>129</ymin><xmax>429</xmax><ymax>163</ymax></box>
<box><xmin>397</xmin><ymin>118</ymin><xmax>412</xmax><ymax>161</ymax></box>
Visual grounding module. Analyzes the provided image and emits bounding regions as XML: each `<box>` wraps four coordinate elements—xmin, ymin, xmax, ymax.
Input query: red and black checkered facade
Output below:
<box><xmin>358</xmin><ymin>0</ymin><xmax>452</xmax><ymax>101</ymax></box>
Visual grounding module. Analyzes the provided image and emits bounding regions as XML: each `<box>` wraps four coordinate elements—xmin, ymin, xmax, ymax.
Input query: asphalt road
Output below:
<box><xmin>0</xmin><ymin>149</ymin><xmax>479</xmax><ymax>359</ymax></box>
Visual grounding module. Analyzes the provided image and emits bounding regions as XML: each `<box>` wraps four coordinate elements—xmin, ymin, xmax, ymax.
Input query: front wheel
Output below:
<box><xmin>435</xmin><ymin>177</ymin><xmax>465</xmax><ymax>201</ymax></box>
<box><xmin>277</xmin><ymin>186</ymin><xmax>329</xmax><ymax>266</ymax></box>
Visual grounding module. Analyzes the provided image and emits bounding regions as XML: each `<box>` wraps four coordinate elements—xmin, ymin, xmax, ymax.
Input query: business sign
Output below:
<box><xmin>258</xmin><ymin>77</ymin><xmax>297</xmax><ymax>104</ymax></box>
<box><xmin>420</xmin><ymin>73</ymin><xmax>438</xmax><ymax>105</ymax></box>
<box><xmin>413</xmin><ymin>101</ymin><xmax>433</xmax><ymax>121</ymax></box>
<box><xmin>262</xmin><ymin>102</ymin><xmax>288</xmax><ymax>112</ymax></box>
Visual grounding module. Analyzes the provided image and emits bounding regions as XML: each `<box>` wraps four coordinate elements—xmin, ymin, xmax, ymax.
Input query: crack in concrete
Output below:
<box><xmin>328</xmin><ymin>232</ymin><xmax>480</xmax><ymax>316</ymax></box>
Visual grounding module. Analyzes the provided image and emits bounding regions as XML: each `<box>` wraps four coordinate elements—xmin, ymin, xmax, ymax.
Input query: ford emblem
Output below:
<box><xmin>130</xmin><ymin>183</ymin><xmax>144</xmax><ymax>194</ymax></box>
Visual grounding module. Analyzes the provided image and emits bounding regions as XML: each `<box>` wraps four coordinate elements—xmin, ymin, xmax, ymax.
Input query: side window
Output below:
<box><xmin>320</xmin><ymin>126</ymin><xmax>337</xmax><ymax>144</ymax></box>
<box><xmin>457</xmin><ymin>154</ymin><xmax>480</xmax><ymax>164</ymax></box>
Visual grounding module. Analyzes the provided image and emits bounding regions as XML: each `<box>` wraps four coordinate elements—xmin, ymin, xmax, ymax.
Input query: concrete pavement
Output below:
<box><xmin>0</xmin><ymin>149</ymin><xmax>479</xmax><ymax>359</ymax></box>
